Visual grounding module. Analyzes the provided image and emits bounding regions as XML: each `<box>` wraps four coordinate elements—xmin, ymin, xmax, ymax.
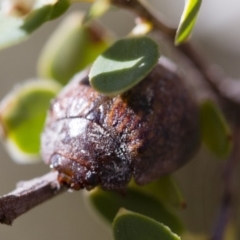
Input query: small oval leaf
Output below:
<box><xmin>0</xmin><ymin>0</ymin><xmax>70</xmax><ymax>50</ymax></box>
<box><xmin>85</xmin><ymin>187</ymin><xmax>183</xmax><ymax>235</ymax></box>
<box><xmin>113</xmin><ymin>209</ymin><xmax>181</xmax><ymax>240</ymax></box>
<box><xmin>200</xmin><ymin>100</ymin><xmax>232</xmax><ymax>159</ymax></box>
<box><xmin>38</xmin><ymin>12</ymin><xmax>111</xmax><ymax>85</ymax></box>
<box><xmin>223</xmin><ymin>219</ymin><xmax>237</xmax><ymax>240</ymax></box>
<box><xmin>130</xmin><ymin>176</ymin><xmax>186</xmax><ymax>209</ymax></box>
<box><xmin>89</xmin><ymin>36</ymin><xmax>160</xmax><ymax>96</ymax></box>
<box><xmin>84</xmin><ymin>0</ymin><xmax>110</xmax><ymax>23</ymax></box>
<box><xmin>48</xmin><ymin>0</ymin><xmax>70</xmax><ymax>20</ymax></box>
<box><xmin>182</xmin><ymin>232</ymin><xmax>208</xmax><ymax>240</ymax></box>
<box><xmin>0</xmin><ymin>80</ymin><xmax>61</xmax><ymax>163</ymax></box>
<box><xmin>21</xmin><ymin>4</ymin><xmax>53</xmax><ymax>33</ymax></box>
<box><xmin>175</xmin><ymin>0</ymin><xmax>202</xmax><ymax>45</ymax></box>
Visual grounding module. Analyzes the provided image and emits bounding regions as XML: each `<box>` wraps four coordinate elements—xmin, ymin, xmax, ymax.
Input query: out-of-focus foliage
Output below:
<box><xmin>200</xmin><ymin>100</ymin><xmax>232</xmax><ymax>159</ymax></box>
<box><xmin>113</xmin><ymin>209</ymin><xmax>181</xmax><ymax>240</ymax></box>
<box><xmin>85</xmin><ymin>186</ymin><xmax>184</xmax><ymax>235</ymax></box>
<box><xmin>0</xmin><ymin>0</ymin><xmax>71</xmax><ymax>49</ymax></box>
<box><xmin>38</xmin><ymin>11</ymin><xmax>111</xmax><ymax>85</ymax></box>
<box><xmin>130</xmin><ymin>176</ymin><xmax>186</xmax><ymax>210</ymax></box>
<box><xmin>0</xmin><ymin>80</ymin><xmax>61</xmax><ymax>163</ymax></box>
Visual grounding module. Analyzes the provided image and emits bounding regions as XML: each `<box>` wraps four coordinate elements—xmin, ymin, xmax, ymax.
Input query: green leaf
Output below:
<box><xmin>21</xmin><ymin>4</ymin><xmax>53</xmax><ymax>33</ymax></box>
<box><xmin>113</xmin><ymin>209</ymin><xmax>181</xmax><ymax>240</ymax></box>
<box><xmin>38</xmin><ymin>12</ymin><xmax>111</xmax><ymax>85</ymax></box>
<box><xmin>200</xmin><ymin>100</ymin><xmax>232</xmax><ymax>159</ymax></box>
<box><xmin>130</xmin><ymin>176</ymin><xmax>186</xmax><ymax>209</ymax></box>
<box><xmin>89</xmin><ymin>36</ymin><xmax>160</xmax><ymax>96</ymax></box>
<box><xmin>0</xmin><ymin>0</ymin><xmax>70</xmax><ymax>50</ymax></box>
<box><xmin>0</xmin><ymin>80</ymin><xmax>61</xmax><ymax>163</ymax></box>
<box><xmin>175</xmin><ymin>0</ymin><xmax>202</xmax><ymax>45</ymax></box>
<box><xmin>85</xmin><ymin>187</ymin><xmax>183</xmax><ymax>235</ymax></box>
<box><xmin>48</xmin><ymin>0</ymin><xmax>70</xmax><ymax>20</ymax></box>
<box><xmin>223</xmin><ymin>219</ymin><xmax>237</xmax><ymax>240</ymax></box>
<box><xmin>84</xmin><ymin>0</ymin><xmax>110</xmax><ymax>23</ymax></box>
<box><xmin>182</xmin><ymin>232</ymin><xmax>208</xmax><ymax>240</ymax></box>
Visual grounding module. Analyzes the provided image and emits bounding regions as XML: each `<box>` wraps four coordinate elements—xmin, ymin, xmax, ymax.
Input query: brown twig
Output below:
<box><xmin>111</xmin><ymin>0</ymin><xmax>176</xmax><ymax>37</ymax></box>
<box><xmin>211</xmin><ymin>126</ymin><xmax>240</xmax><ymax>240</ymax></box>
<box><xmin>178</xmin><ymin>44</ymin><xmax>240</xmax><ymax>108</ymax></box>
<box><xmin>0</xmin><ymin>171</ymin><xmax>66</xmax><ymax>225</ymax></box>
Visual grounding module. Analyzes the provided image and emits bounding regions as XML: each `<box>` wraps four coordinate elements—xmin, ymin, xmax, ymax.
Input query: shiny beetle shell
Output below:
<box><xmin>41</xmin><ymin>59</ymin><xmax>200</xmax><ymax>191</ymax></box>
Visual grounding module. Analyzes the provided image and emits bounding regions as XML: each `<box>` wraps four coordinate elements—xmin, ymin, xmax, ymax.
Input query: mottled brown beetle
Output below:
<box><xmin>41</xmin><ymin>58</ymin><xmax>200</xmax><ymax>191</ymax></box>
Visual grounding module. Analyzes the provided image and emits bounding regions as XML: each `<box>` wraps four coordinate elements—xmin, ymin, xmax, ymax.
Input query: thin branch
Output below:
<box><xmin>111</xmin><ymin>0</ymin><xmax>176</xmax><ymax>37</ymax></box>
<box><xmin>0</xmin><ymin>171</ymin><xmax>66</xmax><ymax>225</ymax></box>
<box><xmin>211</xmin><ymin>127</ymin><xmax>240</xmax><ymax>240</ymax></box>
<box><xmin>177</xmin><ymin>44</ymin><xmax>240</xmax><ymax>107</ymax></box>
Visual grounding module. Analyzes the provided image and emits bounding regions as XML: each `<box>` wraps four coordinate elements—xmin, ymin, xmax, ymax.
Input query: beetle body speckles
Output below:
<box><xmin>41</xmin><ymin>60</ymin><xmax>200</xmax><ymax>191</ymax></box>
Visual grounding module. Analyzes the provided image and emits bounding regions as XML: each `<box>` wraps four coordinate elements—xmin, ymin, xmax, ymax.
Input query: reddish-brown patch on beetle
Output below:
<box><xmin>41</xmin><ymin>59</ymin><xmax>200</xmax><ymax>191</ymax></box>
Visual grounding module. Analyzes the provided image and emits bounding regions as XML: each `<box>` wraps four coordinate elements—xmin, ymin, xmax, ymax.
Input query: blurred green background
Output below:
<box><xmin>1</xmin><ymin>0</ymin><xmax>240</xmax><ymax>239</ymax></box>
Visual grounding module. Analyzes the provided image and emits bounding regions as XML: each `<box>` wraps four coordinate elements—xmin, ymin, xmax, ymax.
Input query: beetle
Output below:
<box><xmin>41</xmin><ymin>59</ymin><xmax>200</xmax><ymax>191</ymax></box>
